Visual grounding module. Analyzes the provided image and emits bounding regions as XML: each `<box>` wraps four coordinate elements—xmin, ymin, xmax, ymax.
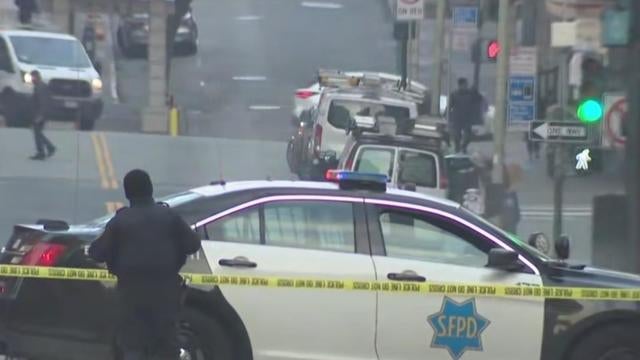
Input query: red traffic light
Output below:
<box><xmin>487</xmin><ymin>40</ymin><xmax>500</xmax><ymax>60</ymax></box>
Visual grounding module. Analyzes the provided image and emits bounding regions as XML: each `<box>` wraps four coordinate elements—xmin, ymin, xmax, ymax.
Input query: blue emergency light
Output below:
<box><xmin>325</xmin><ymin>170</ymin><xmax>387</xmax><ymax>192</ymax></box>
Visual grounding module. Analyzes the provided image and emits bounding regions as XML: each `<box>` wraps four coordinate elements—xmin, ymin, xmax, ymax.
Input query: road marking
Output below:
<box><xmin>91</xmin><ymin>133</ymin><xmax>118</xmax><ymax>190</ymax></box>
<box><xmin>105</xmin><ymin>201</ymin><xmax>124</xmax><ymax>214</ymax></box>
<box><xmin>99</xmin><ymin>133</ymin><xmax>118</xmax><ymax>189</ymax></box>
<box><xmin>91</xmin><ymin>133</ymin><xmax>109</xmax><ymax>190</ymax></box>
<box><xmin>301</xmin><ymin>1</ymin><xmax>343</xmax><ymax>9</ymax></box>
<box><xmin>235</xmin><ymin>15</ymin><xmax>262</xmax><ymax>21</ymax></box>
<box><xmin>249</xmin><ymin>105</ymin><xmax>281</xmax><ymax>110</ymax></box>
<box><xmin>233</xmin><ymin>76</ymin><xmax>267</xmax><ymax>81</ymax></box>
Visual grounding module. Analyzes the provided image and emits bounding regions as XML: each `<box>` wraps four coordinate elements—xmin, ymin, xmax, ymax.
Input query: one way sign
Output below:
<box><xmin>529</xmin><ymin>121</ymin><xmax>590</xmax><ymax>143</ymax></box>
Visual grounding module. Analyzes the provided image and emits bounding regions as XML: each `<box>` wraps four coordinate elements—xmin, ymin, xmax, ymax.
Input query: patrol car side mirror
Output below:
<box><xmin>555</xmin><ymin>235</ymin><xmax>571</xmax><ymax>260</ymax></box>
<box><xmin>487</xmin><ymin>248</ymin><xmax>522</xmax><ymax>271</ymax></box>
<box><xmin>528</xmin><ymin>232</ymin><xmax>551</xmax><ymax>255</ymax></box>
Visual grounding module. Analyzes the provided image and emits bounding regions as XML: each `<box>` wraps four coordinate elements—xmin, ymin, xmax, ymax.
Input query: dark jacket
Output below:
<box><xmin>88</xmin><ymin>197</ymin><xmax>201</xmax><ymax>284</ymax></box>
<box><xmin>32</xmin><ymin>81</ymin><xmax>50</xmax><ymax>121</ymax></box>
<box><xmin>449</xmin><ymin>88</ymin><xmax>483</xmax><ymax>125</ymax></box>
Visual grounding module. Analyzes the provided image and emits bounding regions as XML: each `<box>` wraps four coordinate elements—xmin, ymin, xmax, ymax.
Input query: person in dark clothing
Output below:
<box><xmin>448</xmin><ymin>78</ymin><xmax>483</xmax><ymax>154</ymax></box>
<box><xmin>14</xmin><ymin>0</ymin><xmax>37</xmax><ymax>25</ymax></box>
<box><xmin>29</xmin><ymin>70</ymin><xmax>56</xmax><ymax>160</ymax></box>
<box><xmin>88</xmin><ymin>169</ymin><xmax>201</xmax><ymax>360</ymax></box>
<box><xmin>523</xmin><ymin>131</ymin><xmax>541</xmax><ymax>161</ymax></box>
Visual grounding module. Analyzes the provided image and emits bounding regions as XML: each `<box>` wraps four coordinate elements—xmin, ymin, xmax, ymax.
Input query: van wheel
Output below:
<box><xmin>569</xmin><ymin>323</ymin><xmax>640</xmax><ymax>360</ymax></box>
<box><xmin>178</xmin><ymin>308</ymin><xmax>233</xmax><ymax>360</ymax></box>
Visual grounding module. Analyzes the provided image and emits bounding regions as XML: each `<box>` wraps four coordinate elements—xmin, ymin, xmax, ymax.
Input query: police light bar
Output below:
<box><xmin>325</xmin><ymin>170</ymin><xmax>387</xmax><ymax>192</ymax></box>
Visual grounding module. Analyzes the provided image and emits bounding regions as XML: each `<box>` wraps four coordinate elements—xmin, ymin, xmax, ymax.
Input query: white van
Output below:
<box><xmin>0</xmin><ymin>30</ymin><xmax>103</xmax><ymax>130</ymax></box>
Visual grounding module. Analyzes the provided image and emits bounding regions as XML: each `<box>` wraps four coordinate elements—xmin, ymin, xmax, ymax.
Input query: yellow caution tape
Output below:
<box><xmin>1</xmin><ymin>265</ymin><xmax>639</xmax><ymax>301</ymax></box>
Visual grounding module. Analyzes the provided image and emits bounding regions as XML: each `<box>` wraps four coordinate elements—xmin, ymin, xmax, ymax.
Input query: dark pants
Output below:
<box><xmin>524</xmin><ymin>133</ymin><xmax>540</xmax><ymax>160</ymax></box>
<box><xmin>116</xmin><ymin>280</ymin><xmax>182</xmax><ymax>360</ymax></box>
<box><xmin>451</xmin><ymin>122</ymin><xmax>472</xmax><ymax>153</ymax></box>
<box><xmin>17</xmin><ymin>6</ymin><xmax>33</xmax><ymax>24</ymax></box>
<box><xmin>33</xmin><ymin>121</ymin><xmax>54</xmax><ymax>155</ymax></box>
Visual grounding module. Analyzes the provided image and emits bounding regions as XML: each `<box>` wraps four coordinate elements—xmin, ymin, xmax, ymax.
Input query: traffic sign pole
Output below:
<box><xmin>431</xmin><ymin>0</ymin><xmax>445</xmax><ymax>117</ymax></box>
<box><xmin>627</xmin><ymin>0</ymin><xmax>640</xmax><ymax>273</ymax></box>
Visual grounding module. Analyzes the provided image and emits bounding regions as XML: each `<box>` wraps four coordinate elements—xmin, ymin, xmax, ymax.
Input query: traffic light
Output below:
<box><xmin>487</xmin><ymin>40</ymin><xmax>500</xmax><ymax>61</ymax></box>
<box><xmin>577</xmin><ymin>56</ymin><xmax>605</xmax><ymax>123</ymax></box>
<box><xmin>577</xmin><ymin>98</ymin><xmax>603</xmax><ymax>123</ymax></box>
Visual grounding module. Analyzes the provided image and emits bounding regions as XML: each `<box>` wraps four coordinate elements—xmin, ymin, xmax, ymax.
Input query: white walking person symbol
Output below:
<box><xmin>576</xmin><ymin>149</ymin><xmax>592</xmax><ymax>170</ymax></box>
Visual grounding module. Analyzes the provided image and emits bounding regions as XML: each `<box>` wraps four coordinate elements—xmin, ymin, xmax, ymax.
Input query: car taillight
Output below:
<box><xmin>313</xmin><ymin>124</ymin><xmax>323</xmax><ymax>156</ymax></box>
<box><xmin>21</xmin><ymin>243</ymin><xmax>66</xmax><ymax>267</ymax></box>
<box><xmin>296</xmin><ymin>90</ymin><xmax>317</xmax><ymax>100</ymax></box>
<box><xmin>440</xmin><ymin>175</ymin><xmax>448</xmax><ymax>189</ymax></box>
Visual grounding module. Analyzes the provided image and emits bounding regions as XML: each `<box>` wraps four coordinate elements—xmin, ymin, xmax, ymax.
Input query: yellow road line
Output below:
<box><xmin>97</xmin><ymin>133</ymin><xmax>118</xmax><ymax>189</ymax></box>
<box><xmin>91</xmin><ymin>133</ymin><xmax>109</xmax><ymax>189</ymax></box>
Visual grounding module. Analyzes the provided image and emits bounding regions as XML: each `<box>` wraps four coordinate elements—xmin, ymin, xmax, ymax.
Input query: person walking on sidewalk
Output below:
<box><xmin>447</xmin><ymin>78</ymin><xmax>483</xmax><ymax>154</ymax></box>
<box><xmin>29</xmin><ymin>70</ymin><xmax>56</xmax><ymax>160</ymax></box>
<box><xmin>14</xmin><ymin>0</ymin><xmax>38</xmax><ymax>25</ymax></box>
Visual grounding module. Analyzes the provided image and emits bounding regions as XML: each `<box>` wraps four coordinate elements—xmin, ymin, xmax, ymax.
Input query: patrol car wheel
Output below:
<box><xmin>569</xmin><ymin>323</ymin><xmax>640</xmax><ymax>360</ymax></box>
<box><xmin>178</xmin><ymin>308</ymin><xmax>232</xmax><ymax>360</ymax></box>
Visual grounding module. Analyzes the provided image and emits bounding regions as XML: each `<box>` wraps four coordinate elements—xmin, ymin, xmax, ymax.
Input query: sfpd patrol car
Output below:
<box><xmin>0</xmin><ymin>173</ymin><xmax>639</xmax><ymax>360</ymax></box>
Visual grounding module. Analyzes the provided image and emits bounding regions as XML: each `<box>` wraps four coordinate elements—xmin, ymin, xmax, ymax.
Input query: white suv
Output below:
<box><xmin>299</xmin><ymin>88</ymin><xmax>419</xmax><ymax>179</ymax></box>
<box><xmin>0</xmin><ymin>30</ymin><xmax>104</xmax><ymax>130</ymax></box>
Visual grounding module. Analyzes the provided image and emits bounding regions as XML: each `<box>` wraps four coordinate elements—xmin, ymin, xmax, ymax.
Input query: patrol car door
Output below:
<box><xmin>367</xmin><ymin>200</ymin><xmax>544</xmax><ymax>360</ymax></box>
<box><xmin>197</xmin><ymin>195</ymin><xmax>378</xmax><ymax>360</ymax></box>
<box><xmin>395</xmin><ymin>148</ymin><xmax>445</xmax><ymax>198</ymax></box>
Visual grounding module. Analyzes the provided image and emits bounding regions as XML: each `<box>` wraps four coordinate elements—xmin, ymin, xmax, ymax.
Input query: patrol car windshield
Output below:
<box><xmin>9</xmin><ymin>36</ymin><xmax>92</xmax><ymax>68</ymax></box>
<box><xmin>462</xmin><ymin>208</ymin><xmax>553</xmax><ymax>261</ymax></box>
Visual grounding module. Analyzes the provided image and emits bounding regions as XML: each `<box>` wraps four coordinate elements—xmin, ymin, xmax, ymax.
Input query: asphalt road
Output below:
<box><xmin>0</xmin><ymin>0</ymin><xmax>628</xmax><ymax>267</ymax></box>
<box><xmin>116</xmin><ymin>0</ymin><xmax>397</xmax><ymax>141</ymax></box>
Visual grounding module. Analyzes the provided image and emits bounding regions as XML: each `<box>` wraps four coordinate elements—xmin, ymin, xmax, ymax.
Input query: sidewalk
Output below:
<box><xmin>0</xmin><ymin>0</ymin><xmax>55</xmax><ymax>30</ymax></box>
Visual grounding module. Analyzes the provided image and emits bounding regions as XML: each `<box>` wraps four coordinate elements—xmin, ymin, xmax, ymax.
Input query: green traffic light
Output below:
<box><xmin>577</xmin><ymin>99</ymin><xmax>603</xmax><ymax>123</ymax></box>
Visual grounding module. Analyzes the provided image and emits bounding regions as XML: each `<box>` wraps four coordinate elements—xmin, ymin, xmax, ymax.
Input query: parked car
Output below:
<box><xmin>117</xmin><ymin>8</ymin><xmax>198</xmax><ymax>57</ymax></box>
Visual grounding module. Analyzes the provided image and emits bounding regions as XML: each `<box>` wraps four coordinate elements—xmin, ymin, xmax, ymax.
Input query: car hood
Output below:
<box><xmin>17</xmin><ymin>63</ymin><xmax>99</xmax><ymax>82</ymax></box>
<box><xmin>550</xmin><ymin>262</ymin><xmax>640</xmax><ymax>287</ymax></box>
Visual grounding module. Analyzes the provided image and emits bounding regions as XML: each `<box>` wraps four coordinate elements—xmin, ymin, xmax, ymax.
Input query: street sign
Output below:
<box><xmin>529</xmin><ymin>121</ymin><xmax>590</xmax><ymax>143</ymax></box>
<box><xmin>453</xmin><ymin>6</ymin><xmax>478</xmax><ymax>27</ymax></box>
<box><xmin>602</xmin><ymin>7</ymin><xmax>631</xmax><ymax>46</ymax></box>
<box><xmin>509</xmin><ymin>103</ymin><xmax>536</xmax><ymax>122</ymax></box>
<box><xmin>509</xmin><ymin>76</ymin><xmax>535</xmax><ymax>102</ymax></box>
<box><xmin>603</xmin><ymin>93</ymin><xmax>627</xmax><ymax>148</ymax></box>
<box><xmin>396</xmin><ymin>0</ymin><xmax>424</xmax><ymax>21</ymax></box>
<box><xmin>510</xmin><ymin>47</ymin><xmax>537</xmax><ymax>75</ymax></box>
<box><xmin>508</xmin><ymin>75</ymin><xmax>536</xmax><ymax>123</ymax></box>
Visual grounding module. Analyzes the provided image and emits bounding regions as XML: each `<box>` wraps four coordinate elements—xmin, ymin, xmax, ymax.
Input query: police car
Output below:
<box><xmin>0</xmin><ymin>174</ymin><xmax>639</xmax><ymax>360</ymax></box>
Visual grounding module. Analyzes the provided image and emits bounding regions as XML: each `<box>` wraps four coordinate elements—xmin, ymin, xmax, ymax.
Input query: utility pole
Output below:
<box><xmin>472</xmin><ymin>0</ymin><xmax>483</xmax><ymax>89</ymax></box>
<box><xmin>400</xmin><ymin>24</ymin><xmax>409</xmax><ymax>89</ymax></box>
<box><xmin>431</xmin><ymin>0</ymin><xmax>446</xmax><ymax>115</ymax></box>
<box><xmin>492</xmin><ymin>0</ymin><xmax>511</xmax><ymax>186</ymax></box>
<box><xmin>628</xmin><ymin>0</ymin><xmax>640</xmax><ymax>273</ymax></box>
<box><xmin>552</xmin><ymin>50</ymin><xmax>570</xmax><ymax>244</ymax></box>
